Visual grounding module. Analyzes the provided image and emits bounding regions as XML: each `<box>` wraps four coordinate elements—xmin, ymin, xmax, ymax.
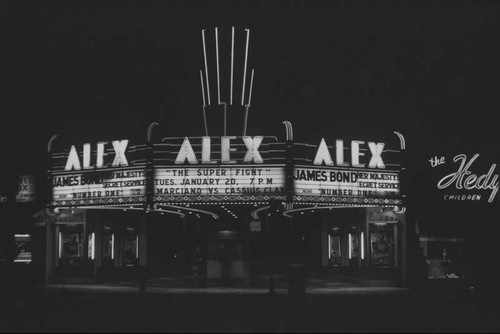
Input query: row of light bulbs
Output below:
<box><xmin>221</xmin><ymin>205</ymin><xmax>238</xmax><ymax>219</ymax></box>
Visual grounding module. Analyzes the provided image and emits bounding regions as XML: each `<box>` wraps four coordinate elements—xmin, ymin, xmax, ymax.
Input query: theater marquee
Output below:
<box><xmin>292</xmin><ymin>138</ymin><xmax>403</xmax><ymax>206</ymax></box>
<box><xmin>50</xmin><ymin>140</ymin><xmax>148</xmax><ymax>207</ymax></box>
<box><xmin>49</xmin><ymin>132</ymin><xmax>404</xmax><ymax>208</ymax></box>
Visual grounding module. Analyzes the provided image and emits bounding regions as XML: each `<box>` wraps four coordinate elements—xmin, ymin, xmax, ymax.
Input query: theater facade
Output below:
<box><xmin>31</xmin><ymin>28</ymin><xmax>409</xmax><ymax>286</ymax></box>
<box><xmin>32</xmin><ymin>122</ymin><xmax>408</xmax><ymax>284</ymax></box>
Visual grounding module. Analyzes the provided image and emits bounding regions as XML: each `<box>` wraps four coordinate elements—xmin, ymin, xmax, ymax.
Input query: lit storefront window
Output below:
<box><xmin>328</xmin><ymin>228</ymin><xmax>342</xmax><ymax>266</ymax></box>
<box><xmin>102</xmin><ymin>226</ymin><xmax>115</xmax><ymax>263</ymax></box>
<box><xmin>369</xmin><ymin>223</ymin><xmax>396</xmax><ymax>267</ymax></box>
<box><xmin>58</xmin><ymin>226</ymin><xmax>83</xmax><ymax>265</ymax></box>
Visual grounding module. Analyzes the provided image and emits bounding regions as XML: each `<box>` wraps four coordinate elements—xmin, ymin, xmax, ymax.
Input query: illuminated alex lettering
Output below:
<box><xmin>313</xmin><ymin>138</ymin><xmax>386</xmax><ymax>169</ymax></box>
<box><xmin>64</xmin><ymin>140</ymin><xmax>129</xmax><ymax>171</ymax></box>
<box><xmin>175</xmin><ymin>136</ymin><xmax>264</xmax><ymax>164</ymax></box>
<box><xmin>221</xmin><ymin>136</ymin><xmax>237</xmax><ymax>164</ymax></box>
<box><xmin>65</xmin><ymin>146</ymin><xmax>82</xmax><ymax>171</ymax></box>
<box><xmin>242</xmin><ymin>136</ymin><xmax>263</xmax><ymax>163</ymax></box>
<box><xmin>368</xmin><ymin>142</ymin><xmax>385</xmax><ymax>168</ymax></box>
<box><xmin>111</xmin><ymin>140</ymin><xmax>129</xmax><ymax>167</ymax></box>
<box><xmin>335</xmin><ymin>140</ymin><xmax>349</xmax><ymax>167</ymax></box>
<box><xmin>351</xmin><ymin>140</ymin><xmax>365</xmax><ymax>168</ymax></box>
<box><xmin>202</xmin><ymin>137</ymin><xmax>216</xmax><ymax>164</ymax></box>
<box><xmin>437</xmin><ymin>154</ymin><xmax>499</xmax><ymax>203</ymax></box>
<box><xmin>83</xmin><ymin>144</ymin><xmax>91</xmax><ymax>169</ymax></box>
<box><xmin>96</xmin><ymin>142</ymin><xmax>107</xmax><ymax>168</ymax></box>
<box><xmin>175</xmin><ymin>137</ymin><xmax>198</xmax><ymax>164</ymax></box>
<box><xmin>313</xmin><ymin>139</ymin><xmax>333</xmax><ymax>166</ymax></box>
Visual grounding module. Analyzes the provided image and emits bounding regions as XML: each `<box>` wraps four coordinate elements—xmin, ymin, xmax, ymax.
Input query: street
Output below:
<box><xmin>1</xmin><ymin>282</ymin><xmax>498</xmax><ymax>333</ymax></box>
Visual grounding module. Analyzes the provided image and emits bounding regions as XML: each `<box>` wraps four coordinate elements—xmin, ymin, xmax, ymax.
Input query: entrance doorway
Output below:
<box><xmin>206</xmin><ymin>231</ymin><xmax>247</xmax><ymax>279</ymax></box>
<box><xmin>327</xmin><ymin>224</ymin><xmax>365</xmax><ymax>267</ymax></box>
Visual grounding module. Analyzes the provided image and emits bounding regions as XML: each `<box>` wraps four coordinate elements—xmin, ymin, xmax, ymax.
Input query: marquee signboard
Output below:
<box><xmin>49</xmin><ymin>133</ymin><xmax>404</xmax><ymax>208</ymax></box>
<box><xmin>50</xmin><ymin>140</ymin><xmax>148</xmax><ymax>207</ymax></box>
<box><xmin>153</xmin><ymin>136</ymin><xmax>287</xmax><ymax>203</ymax></box>
<box><xmin>154</xmin><ymin>165</ymin><xmax>286</xmax><ymax>203</ymax></box>
<box><xmin>52</xmin><ymin>169</ymin><xmax>147</xmax><ymax>206</ymax></box>
<box><xmin>292</xmin><ymin>138</ymin><xmax>403</xmax><ymax>206</ymax></box>
<box><xmin>293</xmin><ymin>166</ymin><xmax>401</xmax><ymax>205</ymax></box>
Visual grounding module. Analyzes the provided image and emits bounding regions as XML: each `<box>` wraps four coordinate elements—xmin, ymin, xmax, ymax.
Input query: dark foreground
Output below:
<box><xmin>1</xmin><ymin>283</ymin><xmax>499</xmax><ymax>333</ymax></box>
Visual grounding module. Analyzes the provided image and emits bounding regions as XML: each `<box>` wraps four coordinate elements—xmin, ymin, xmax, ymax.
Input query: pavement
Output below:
<box><xmin>1</xmin><ymin>278</ymin><xmax>499</xmax><ymax>333</ymax></box>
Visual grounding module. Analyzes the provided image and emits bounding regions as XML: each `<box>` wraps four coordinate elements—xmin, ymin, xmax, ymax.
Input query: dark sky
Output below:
<box><xmin>1</xmin><ymin>1</ymin><xmax>499</xmax><ymax>225</ymax></box>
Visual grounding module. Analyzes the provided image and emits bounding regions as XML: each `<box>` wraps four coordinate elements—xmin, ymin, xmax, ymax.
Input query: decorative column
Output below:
<box><xmin>394</xmin><ymin>131</ymin><xmax>410</xmax><ymax>283</ymax></box>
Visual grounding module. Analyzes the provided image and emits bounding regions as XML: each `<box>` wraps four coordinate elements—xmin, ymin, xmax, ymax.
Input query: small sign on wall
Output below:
<box><xmin>16</xmin><ymin>175</ymin><xmax>35</xmax><ymax>203</ymax></box>
<box><xmin>250</xmin><ymin>220</ymin><xmax>262</xmax><ymax>232</ymax></box>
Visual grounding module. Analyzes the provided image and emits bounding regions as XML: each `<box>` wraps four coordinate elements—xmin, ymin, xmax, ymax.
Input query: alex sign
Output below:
<box><xmin>293</xmin><ymin>138</ymin><xmax>402</xmax><ymax>205</ymax></box>
<box><xmin>156</xmin><ymin>136</ymin><xmax>285</xmax><ymax>203</ymax></box>
<box><xmin>313</xmin><ymin>139</ymin><xmax>386</xmax><ymax>168</ymax></box>
<box><xmin>174</xmin><ymin>136</ymin><xmax>265</xmax><ymax>164</ymax></box>
<box><xmin>51</xmin><ymin>139</ymin><xmax>147</xmax><ymax>206</ymax></box>
<box><xmin>64</xmin><ymin>140</ymin><xmax>129</xmax><ymax>171</ymax></box>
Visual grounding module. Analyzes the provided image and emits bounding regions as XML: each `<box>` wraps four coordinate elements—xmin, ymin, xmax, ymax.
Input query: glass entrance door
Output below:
<box><xmin>327</xmin><ymin>226</ymin><xmax>364</xmax><ymax>267</ymax></box>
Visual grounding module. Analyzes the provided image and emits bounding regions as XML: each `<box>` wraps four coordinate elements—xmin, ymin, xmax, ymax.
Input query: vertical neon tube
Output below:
<box><xmin>328</xmin><ymin>234</ymin><xmax>331</xmax><ymax>260</ymax></box>
<box><xmin>215</xmin><ymin>27</ymin><xmax>221</xmax><ymax>105</ymax></box>
<box><xmin>339</xmin><ymin>236</ymin><xmax>341</xmax><ymax>257</ymax></box>
<box><xmin>136</xmin><ymin>235</ymin><xmax>139</xmax><ymax>259</ymax></box>
<box><xmin>241</xmin><ymin>29</ymin><xmax>250</xmax><ymax>105</ymax></box>
<box><xmin>230</xmin><ymin>26</ymin><xmax>235</xmax><ymax>105</ymax></box>
<box><xmin>111</xmin><ymin>234</ymin><xmax>115</xmax><ymax>260</ymax></box>
<box><xmin>248</xmin><ymin>69</ymin><xmax>255</xmax><ymax>106</ymax></box>
<box><xmin>91</xmin><ymin>233</ymin><xmax>95</xmax><ymax>260</ymax></box>
<box><xmin>361</xmin><ymin>232</ymin><xmax>364</xmax><ymax>260</ymax></box>
<box><xmin>201</xmin><ymin>29</ymin><xmax>211</xmax><ymax>105</ymax></box>
<box><xmin>348</xmin><ymin>233</ymin><xmax>352</xmax><ymax>260</ymax></box>
<box><xmin>58</xmin><ymin>232</ymin><xmax>62</xmax><ymax>259</ymax></box>
<box><xmin>200</xmin><ymin>70</ymin><xmax>206</xmax><ymax>106</ymax></box>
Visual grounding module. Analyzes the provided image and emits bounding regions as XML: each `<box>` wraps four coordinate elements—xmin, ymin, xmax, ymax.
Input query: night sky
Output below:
<box><xmin>1</xmin><ymin>1</ymin><xmax>499</xmax><ymax>231</ymax></box>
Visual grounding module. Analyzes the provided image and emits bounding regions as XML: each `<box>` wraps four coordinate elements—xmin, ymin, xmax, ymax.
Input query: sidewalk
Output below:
<box><xmin>53</xmin><ymin>274</ymin><xmax>390</xmax><ymax>291</ymax></box>
<box><xmin>42</xmin><ymin>274</ymin><xmax>415</xmax><ymax>298</ymax></box>
<box><xmin>44</xmin><ymin>282</ymin><xmax>412</xmax><ymax>296</ymax></box>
